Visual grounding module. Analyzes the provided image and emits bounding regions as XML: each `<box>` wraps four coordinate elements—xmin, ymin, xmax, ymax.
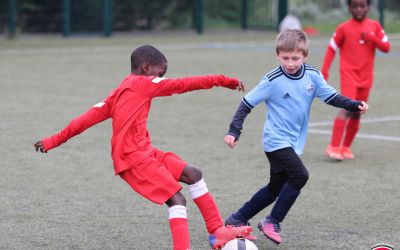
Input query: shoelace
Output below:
<box><xmin>273</xmin><ymin>223</ymin><xmax>281</xmax><ymax>233</ymax></box>
<box><xmin>265</xmin><ymin>219</ymin><xmax>281</xmax><ymax>233</ymax></box>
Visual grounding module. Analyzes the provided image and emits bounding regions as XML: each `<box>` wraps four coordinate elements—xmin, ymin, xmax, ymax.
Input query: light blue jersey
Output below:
<box><xmin>243</xmin><ymin>64</ymin><xmax>338</xmax><ymax>154</ymax></box>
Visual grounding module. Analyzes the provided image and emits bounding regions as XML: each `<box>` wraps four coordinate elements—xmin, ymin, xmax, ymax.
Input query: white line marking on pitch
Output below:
<box><xmin>309</xmin><ymin>129</ymin><xmax>400</xmax><ymax>142</ymax></box>
<box><xmin>309</xmin><ymin>115</ymin><xmax>400</xmax><ymax>127</ymax></box>
<box><xmin>309</xmin><ymin>116</ymin><xmax>400</xmax><ymax>142</ymax></box>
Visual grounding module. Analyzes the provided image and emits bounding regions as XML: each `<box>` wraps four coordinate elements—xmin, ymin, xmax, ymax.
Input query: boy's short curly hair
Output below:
<box><xmin>347</xmin><ymin>0</ymin><xmax>371</xmax><ymax>6</ymax></box>
<box><xmin>130</xmin><ymin>45</ymin><xmax>167</xmax><ymax>72</ymax></box>
<box><xmin>275</xmin><ymin>29</ymin><xmax>309</xmax><ymax>57</ymax></box>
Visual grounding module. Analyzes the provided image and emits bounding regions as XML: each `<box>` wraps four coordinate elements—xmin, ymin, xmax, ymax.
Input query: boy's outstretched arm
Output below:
<box><xmin>34</xmin><ymin>104</ymin><xmax>110</xmax><ymax>153</ymax></box>
<box><xmin>224</xmin><ymin>99</ymin><xmax>252</xmax><ymax>149</ymax></box>
<box><xmin>147</xmin><ymin>75</ymin><xmax>245</xmax><ymax>97</ymax></box>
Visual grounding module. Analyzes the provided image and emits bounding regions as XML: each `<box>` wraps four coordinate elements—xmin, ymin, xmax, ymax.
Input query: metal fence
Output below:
<box><xmin>0</xmin><ymin>0</ymin><xmax>398</xmax><ymax>37</ymax></box>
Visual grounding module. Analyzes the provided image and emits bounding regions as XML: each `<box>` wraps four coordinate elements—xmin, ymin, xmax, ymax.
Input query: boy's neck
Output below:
<box><xmin>352</xmin><ymin>17</ymin><xmax>367</xmax><ymax>22</ymax></box>
<box><xmin>281</xmin><ymin>64</ymin><xmax>303</xmax><ymax>77</ymax></box>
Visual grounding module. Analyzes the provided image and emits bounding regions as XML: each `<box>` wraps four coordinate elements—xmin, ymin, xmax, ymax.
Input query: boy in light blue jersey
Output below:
<box><xmin>224</xmin><ymin>29</ymin><xmax>368</xmax><ymax>244</ymax></box>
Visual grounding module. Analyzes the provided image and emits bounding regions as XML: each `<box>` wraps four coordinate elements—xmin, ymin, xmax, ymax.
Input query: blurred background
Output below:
<box><xmin>1</xmin><ymin>0</ymin><xmax>399</xmax><ymax>38</ymax></box>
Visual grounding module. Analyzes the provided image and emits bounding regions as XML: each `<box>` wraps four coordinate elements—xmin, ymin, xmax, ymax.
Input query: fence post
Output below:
<box><xmin>63</xmin><ymin>0</ymin><xmax>70</xmax><ymax>37</ymax></box>
<box><xmin>277</xmin><ymin>0</ymin><xmax>288</xmax><ymax>31</ymax></box>
<box><xmin>8</xmin><ymin>0</ymin><xmax>17</xmax><ymax>38</ymax></box>
<box><xmin>378</xmin><ymin>0</ymin><xmax>385</xmax><ymax>28</ymax></box>
<box><xmin>194</xmin><ymin>0</ymin><xmax>203</xmax><ymax>34</ymax></box>
<box><xmin>104</xmin><ymin>0</ymin><xmax>113</xmax><ymax>37</ymax></box>
<box><xmin>241</xmin><ymin>0</ymin><xmax>248</xmax><ymax>30</ymax></box>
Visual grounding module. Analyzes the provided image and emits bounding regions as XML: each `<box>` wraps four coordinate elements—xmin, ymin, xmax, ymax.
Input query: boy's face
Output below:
<box><xmin>349</xmin><ymin>0</ymin><xmax>369</xmax><ymax>21</ymax></box>
<box><xmin>276</xmin><ymin>50</ymin><xmax>307</xmax><ymax>75</ymax></box>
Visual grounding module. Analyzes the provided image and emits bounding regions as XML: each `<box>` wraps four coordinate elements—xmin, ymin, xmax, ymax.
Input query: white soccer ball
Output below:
<box><xmin>221</xmin><ymin>238</ymin><xmax>258</xmax><ymax>250</ymax></box>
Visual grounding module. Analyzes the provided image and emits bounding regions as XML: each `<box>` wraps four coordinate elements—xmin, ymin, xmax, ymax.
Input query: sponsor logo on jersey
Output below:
<box><xmin>307</xmin><ymin>83</ymin><xmax>314</xmax><ymax>95</ymax></box>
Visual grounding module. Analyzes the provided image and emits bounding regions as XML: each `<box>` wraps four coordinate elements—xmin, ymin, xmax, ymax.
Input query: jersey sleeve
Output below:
<box><xmin>42</xmin><ymin>101</ymin><xmax>111</xmax><ymax>151</ymax></box>
<box><xmin>227</xmin><ymin>100</ymin><xmax>252</xmax><ymax>140</ymax></box>
<box><xmin>332</xmin><ymin>24</ymin><xmax>345</xmax><ymax>49</ymax></box>
<box><xmin>372</xmin><ymin>22</ymin><xmax>390</xmax><ymax>52</ymax></box>
<box><xmin>313</xmin><ymin>72</ymin><xmax>339</xmax><ymax>103</ymax></box>
<box><xmin>144</xmin><ymin>75</ymin><xmax>239</xmax><ymax>97</ymax></box>
<box><xmin>242</xmin><ymin>77</ymin><xmax>271</xmax><ymax>108</ymax></box>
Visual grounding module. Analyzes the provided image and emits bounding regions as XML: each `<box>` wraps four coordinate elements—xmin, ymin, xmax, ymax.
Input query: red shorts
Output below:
<box><xmin>119</xmin><ymin>149</ymin><xmax>187</xmax><ymax>205</ymax></box>
<box><xmin>341</xmin><ymin>84</ymin><xmax>371</xmax><ymax>102</ymax></box>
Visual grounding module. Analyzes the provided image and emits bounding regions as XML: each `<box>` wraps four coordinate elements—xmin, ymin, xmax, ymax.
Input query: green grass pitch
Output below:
<box><xmin>1</xmin><ymin>31</ymin><xmax>399</xmax><ymax>249</ymax></box>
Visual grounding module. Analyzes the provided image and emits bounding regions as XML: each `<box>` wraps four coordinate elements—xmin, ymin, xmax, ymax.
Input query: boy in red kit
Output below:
<box><xmin>322</xmin><ymin>0</ymin><xmax>390</xmax><ymax>160</ymax></box>
<box><xmin>34</xmin><ymin>45</ymin><xmax>252</xmax><ymax>250</ymax></box>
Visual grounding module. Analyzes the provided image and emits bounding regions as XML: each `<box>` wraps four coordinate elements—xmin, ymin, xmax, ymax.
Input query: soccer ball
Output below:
<box><xmin>221</xmin><ymin>238</ymin><xmax>258</xmax><ymax>250</ymax></box>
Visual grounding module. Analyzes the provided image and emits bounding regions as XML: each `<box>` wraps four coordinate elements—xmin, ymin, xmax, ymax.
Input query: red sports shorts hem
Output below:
<box><xmin>119</xmin><ymin>149</ymin><xmax>187</xmax><ymax>205</ymax></box>
<box><xmin>340</xmin><ymin>84</ymin><xmax>371</xmax><ymax>102</ymax></box>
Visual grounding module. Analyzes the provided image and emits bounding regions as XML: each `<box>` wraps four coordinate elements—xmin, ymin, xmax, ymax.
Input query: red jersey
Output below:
<box><xmin>42</xmin><ymin>74</ymin><xmax>239</xmax><ymax>175</ymax></box>
<box><xmin>321</xmin><ymin>18</ymin><xmax>390</xmax><ymax>88</ymax></box>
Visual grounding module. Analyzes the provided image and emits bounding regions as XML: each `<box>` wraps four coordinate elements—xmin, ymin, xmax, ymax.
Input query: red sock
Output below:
<box><xmin>330</xmin><ymin>118</ymin><xmax>346</xmax><ymax>147</ymax></box>
<box><xmin>194</xmin><ymin>193</ymin><xmax>223</xmax><ymax>234</ymax></box>
<box><xmin>168</xmin><ymin>206</ymin><xmax>190</xmax><ymax>250</ymax></box>
<box><xmin>189</xmin><ymin>179</ymin><xmax>223</xmax><ymax>234</ymax></box>
<box><xmin>343</xmin><ymin>118</ymin><xmax>360</xmax><ymax>147</ymax></box>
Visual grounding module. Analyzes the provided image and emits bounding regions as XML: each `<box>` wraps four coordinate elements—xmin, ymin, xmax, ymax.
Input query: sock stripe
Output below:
<box><xmin>188</xmin><ymin>178</ymin><xmax>208</xmax><ymax>199</ymax></box>
<box><xmin>168</xmin><ymin>205</ymin><xmax>187</xmax><ymax>219</ymax></box>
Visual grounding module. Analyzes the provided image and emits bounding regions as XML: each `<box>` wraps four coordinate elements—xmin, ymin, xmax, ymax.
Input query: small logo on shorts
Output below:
<box><xmin>371</xmin><ymin>243</ymin><xmax>394</xmax><ymax>250</ymax></box>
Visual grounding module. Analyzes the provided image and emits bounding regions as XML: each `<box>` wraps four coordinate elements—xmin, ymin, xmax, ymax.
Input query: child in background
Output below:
<box><xmin>34</xmin><ymin>45</ymin><xmax>252</xmax><ymax>250</ymax></box>
<box><xmin>322</xmin><ymin>0</ymin><xmax>390</xmax><ymax>160</ymax></box>
<box><xmin>223</xmin><ymin>29</ymin><xmax>368</xmax><ymax>244</ymax></box>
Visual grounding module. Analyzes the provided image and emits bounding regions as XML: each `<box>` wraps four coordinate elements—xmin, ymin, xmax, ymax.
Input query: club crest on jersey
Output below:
<box><xmin>306</xmin><ymin>83</ymin><xmax>314</xmax><ymax>95</ymax></box>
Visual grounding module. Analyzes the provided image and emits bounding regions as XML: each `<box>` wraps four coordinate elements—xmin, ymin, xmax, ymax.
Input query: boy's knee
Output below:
<box><xmin>166</xmin><ymin>192</ymin><xmax>186</xmax><ymax>207</ymax></box>
<box><xmin>288</xmin><ymin>171</ymin><xmax>309</xmax><ymax>191</ymax></box>
<box><xmin>180</xmin><ymin>164</ymin><xmax>202</xmax><ymax>184</ymax></box>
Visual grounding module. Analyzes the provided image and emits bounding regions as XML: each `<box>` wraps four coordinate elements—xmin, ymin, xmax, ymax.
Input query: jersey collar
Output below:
<box><xmin>280</xmin><ymin>64</ymin><xmax>305</xmax><ymax>80</ymax></box>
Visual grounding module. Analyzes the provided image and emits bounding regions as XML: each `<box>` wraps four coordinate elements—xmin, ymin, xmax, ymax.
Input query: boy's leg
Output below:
<box><xmin>185</xmin><ymin>170</ymin><xmax>252</xmax><ymax>248</ymax></box>
<box><xmin>158</xmin><ymin>150</ymin><xmax>252</xmax><ymax>249</ymax></box>
<box><xmin>226</xmin><ymin>185</ymin><xmax>277</xmax><ymax>226</ymax></box>
<box><xmin>326</xmin><ymin>116</ymin><xmax>346</xmax><ymax>160</ymax></box>
<box><xmin>259</xmin><ymin>148</ymin><xmax>308</xmax><ymax>244</ymax></box>
<box><xmin>189</xmin><ymin>178</ymin><xmax>223</xmax><ymax>233</ymax></box>
<box><xmin>341</xmin><ymin>87</ymin><xmax>370</xmax><ymax>158</ymax></box>
<box><xmin>227</xmin><ymin>152</ymin><xmax>286</xmax><ymax>226</ymax></box>
<box><xmin>326</xmin><ymin>84</ymin><xmax>359</xmax><ymax>160</ymax></box>
<box><xmin>329</xmin><ymin>116</ymin><xmax>346</xmax><ymax>147</ymax></box>
<box><xmin>168</xmin><ymin>204</ymin><xmax>191</xmax><ymax>250</ymax></box>
<box><xmin>154</xmin><ymin>151</ymin><xmax>223</xmax><ymax>234</ymax></box>
<box><xmin>341</xmin><ymin>116</ymin><xmax>360</xmax><ymax>158</ymax></box>
<box><xmin>120</xmin><ymin>152</ymin><xmax>190</xmax><ymax>250</ymax></box>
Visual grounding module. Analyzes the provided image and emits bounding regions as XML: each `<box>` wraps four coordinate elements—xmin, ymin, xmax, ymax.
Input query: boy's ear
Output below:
<box><xmin>304</xmin><ymin>53</ymin><xmax>309</xmax><ymax>61</ymax></box>
<box><xmin>141</xmin><ymin>62</ymin><xmax>151</xmax><ymax>74</ymax></box>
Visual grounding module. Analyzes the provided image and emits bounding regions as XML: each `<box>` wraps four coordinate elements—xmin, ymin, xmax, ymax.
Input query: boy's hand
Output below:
<box><xmin>361</xmin><ymin>31</ymin><xmax>378</xmax><ymax>44</ymax></box>
<box><xmin>358</xmin><ymin>101</ymin><xmax>369</xmax><ymax>114</ymax></box>
<box><xmin>34</xmin><ymin>141</ymin><xmax>47</xmax><ymax>153</ymax></box>
<box><xmin>236</xmin><ymin>81</ymin><xmax>245</xmax><ymax>92</ymax></box>
<box><xmin>224</xmin><ymin>135</ymin><xmax>238</xmax><ymax>149</ymax></box>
